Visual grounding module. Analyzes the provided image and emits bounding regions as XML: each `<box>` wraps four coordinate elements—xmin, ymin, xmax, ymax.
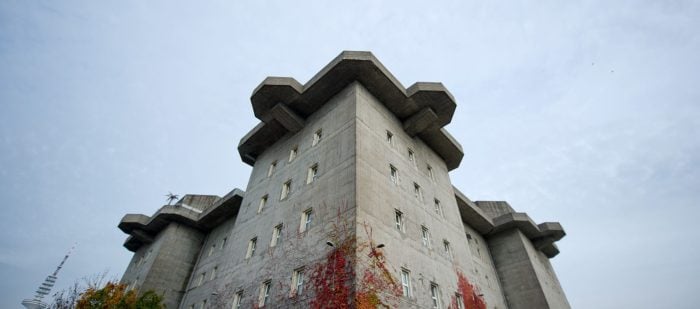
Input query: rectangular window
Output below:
<box><xmin>246</xmin><ymin>237</ymin><xmax>257</xmax><ymax>259</ymax></box>
<box><xmin>291</xmin><ymin>267</ymin><xmax>305</xmax><ymax>296</ymax></box>
<box><xmin>210</xmin><ymin>266</ymin><xmax>217</xmax><ymax>280</ymax></box>
<box><xmin>443</xmin><ymin>240</ymin><xmax>451</xmax><ymax>258</ymax></box>
<box><xmin>197</xmin><ymin>272</ymin><xmax>206</xmax><ymax>286</ymax></box>
<box><xmin>208</xmin><ymin>243</ymin><xmax>216</xmax><ymax>257</ymax></box>
<box><xmin>427</xmin><ymin>164</ymin><xmax>435</xmax><ymax>182</ymax></box>
<box><xmin>221</xmin><ymin>237</ymin><xmax>227</xmax><ymax>249</ymax></box>
<box><xmin>268</xmin><ymin>161</ymin><xmax>277</xmax><ymax>177</ymax></box>
<box><xmin>390</xmin><ymin>165</ymin><xmax>398</xmax><ymax>184</ymax></box>
<box><xmin>386</xmin><ymin>131</ymin><xmax>394</xmax><ymax>145</ymax></box>
<box><xmin>312</xmin><ymin>129</ymin><xmax>322</xmax><ymax>146</ymax></box>
<box><xmin>434</xmin><ymin>199</ymin><xmax>442</xmax><ymax>217</ymax></box>
<box><xmin>421</xmin><ymin>226</ymin><xmax>430</xmax><ymax>247</ymax></box>
<box><xmin>258</xmin><ymin>195</ymin><xmax>268</xmax><ymax>213</ymax></box>
<box><xmin>414</xmin><ymin>183</ymin><xmax>422</xmax><ymax>200</ymax></box>
<box><xmin>289</xmin><ymin>146</ymin><xmax>298</xmax><ymax>162</ymax></box>
<box><xmin>408</xmin><ymin>149</ymin><xmax>415</xmax><ymax>166</ymax></box>
<box><xmin>306</xmin><ymin>164</ymin><xmax>318</xmax><ymax>184</ymax></box>
<box><xmin>281</xmin><ymin>180</ymin><xmax>292</xmax><ymax>200</ymax></box>
<box><xmin>259</xmin><ymin>280</ymin><xmax>271</xmax><ymax>307</ymax></box>
<box><xmin>232</xmin><ymin>291</ymin><xmax>243</xmax><ymax>309</ymax></box>
<box><xmin>430</xmin><ymin>283</ymin><xmax>441</xmax><ymax>309</ymax></box>
<box><xmin>300</xmin><ymin>209</ymin><xmax>313</xmax><ymax>233</ymax></box>
<box><xmin>395</xmin><ymin>210</ymin><xmax>404</xmax><ymax>232</ymax></box>
<box><xmin>271</xmin><ymin>224</ymin><xmax>283</xmax><ymax>247</ymax></box>
<box><xmin>401</xmin><ymin>268</ymin><xmax>411</xmax><ymax>297</ymax></box>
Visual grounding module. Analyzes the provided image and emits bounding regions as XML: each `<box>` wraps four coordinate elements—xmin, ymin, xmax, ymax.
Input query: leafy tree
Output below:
<box><xmin>50</xmin><ymin>274</ymin><xmax>164</xmax><ymax>309</ymax></box>
<box><xmin>75</xmin><ymin>282</ymin><xmax>164</xmax><ymax>309</ymax></box>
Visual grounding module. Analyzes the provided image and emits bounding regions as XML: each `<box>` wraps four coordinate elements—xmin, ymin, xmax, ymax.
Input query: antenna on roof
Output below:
<box><xmin>165</xmin><ymin>192</ymin><xmax>179</xmax><ymax>205</ymax></box>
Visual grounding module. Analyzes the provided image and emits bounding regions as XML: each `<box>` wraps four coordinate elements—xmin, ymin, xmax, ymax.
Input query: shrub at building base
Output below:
<box><xmin>75</xmin><ymin>282</ymin><xmax>164</xmax><ymax>309</ymax></box>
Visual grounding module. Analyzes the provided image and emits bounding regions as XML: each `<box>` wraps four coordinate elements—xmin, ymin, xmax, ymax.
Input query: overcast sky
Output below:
<box><xmin>1</xmin><ymin>1</ymin><xmax>699</xmax><ymax>308</ymax></box>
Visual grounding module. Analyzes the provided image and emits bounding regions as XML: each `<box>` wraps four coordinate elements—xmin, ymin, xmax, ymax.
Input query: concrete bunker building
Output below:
<box><xmin>118</xmin><ymin>51</ymin><xmax>570</xmax><ymax>309</ymax></box>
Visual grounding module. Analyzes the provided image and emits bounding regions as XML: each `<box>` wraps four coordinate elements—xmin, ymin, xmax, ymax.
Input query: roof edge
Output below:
<box><xmin>240</xmin><ymin>50</ymin><xmax>463</xmax><ymax>170</ymax></box>
<box><xmin>118</xmin><ymin>189</ymin><xmax>245</xmax><ymax>252</ymax></box>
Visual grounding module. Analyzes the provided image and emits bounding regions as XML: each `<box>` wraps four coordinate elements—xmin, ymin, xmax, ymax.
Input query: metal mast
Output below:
<box><xmin>21</xmin><ymin>244</ymin><xmax>76</xmax><ymax>309</ymax></box>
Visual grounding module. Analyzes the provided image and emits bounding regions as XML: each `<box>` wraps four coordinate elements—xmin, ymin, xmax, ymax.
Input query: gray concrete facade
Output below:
<box><xmin>118</xmin><ymin>51</ymin><xmax>569</xmax><ymax>309</ymax></box>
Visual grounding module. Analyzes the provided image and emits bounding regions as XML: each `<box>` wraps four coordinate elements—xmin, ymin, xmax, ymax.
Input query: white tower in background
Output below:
<box><xmin>21</xmin><ymin>244</ymin><xmax>76</xmax><ymax>309</ymax></box>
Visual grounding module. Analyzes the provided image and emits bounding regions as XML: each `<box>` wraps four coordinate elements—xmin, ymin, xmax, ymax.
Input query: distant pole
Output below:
<box><xmin>21</xmin><ymin>244</ymin><xmax>77</xmax><ymax>309</ymax></box>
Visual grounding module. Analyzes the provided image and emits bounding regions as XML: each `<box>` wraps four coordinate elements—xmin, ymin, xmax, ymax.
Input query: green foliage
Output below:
<box><xmin>76</xmin><ymin>282</ymin><xmax>165</xmax><ymax>309</ymax></box>
<box><xmin>135</xmin><ymin>291</ymin><xmax>165</xmax><ymax>309</ymax></box>
<box><xmin>51</xmin><ymin>278</ymin><xmax>164</xmax><ymax>309</ymax></box>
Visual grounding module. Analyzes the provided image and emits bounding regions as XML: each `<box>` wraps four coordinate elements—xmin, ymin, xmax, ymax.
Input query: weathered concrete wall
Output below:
<box><xmin>521</xmin><ymin>231</ymin><xmax>570</xmax><ymax>308</ymax></box>
<box><xmin>121</xmin><ymin>223</ymin><xmax>204</xmax><ymax>309</ymax></box>
<box><xmin>120</xmin><ymin>239</ymin><xmax>157</xmax><ymax>289</ymax></box>
<box><xmin>463</xmin><ymin>223</ymin><xmax>508</xmax><ymax>308</ymax></box>
<box><xmin>177</xmin><ymin>215</ymin><xmax>237</xmax><ymax>308</ymax></box>
<box><xmin>354</xmin><ymin>83</ymin><xmax>508</xmax><ymax>309</ymax></box>
<box><xmin>178</xmin><ymin>83</ymin><xmax>359</xmax><ymax>308</ymax></box>
<box><xmin>487</xmin><ymin>229</ymin><xmax>570</xmax><ymax>309</ymax></box>
<box><xmin>475</xmin><ymin>201</ymin><xmax>516</xmax><ymax>219</ymax></box>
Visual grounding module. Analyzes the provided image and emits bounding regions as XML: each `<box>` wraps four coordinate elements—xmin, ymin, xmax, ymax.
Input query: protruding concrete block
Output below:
<box><xmin>251</xmin><ymin>77</ymin><xmax>302</xmax><ymax>119</ymax></box>
<box><xmin>239</xmin><ymin>51</ymin><xmax>464</xmax><ymax>170</ymax></box>
<box><xmin>262</xmin><ymin>103</ymin><xmax>305</xmax><ymax>133</ymax></box>
<box><xmin>403</xmin><ymin>107</ymin><xmax>438</xmax><ymax>136</ymax></box>
<box><xmin>407</xmin><ymin>82</ymin><xmax>457</xmax><ymax>126</ymax></box>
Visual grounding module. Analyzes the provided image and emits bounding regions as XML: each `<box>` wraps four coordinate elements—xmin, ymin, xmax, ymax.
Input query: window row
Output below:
<box><xmin>399</xmin><ymin>268</ymin><xmax>448</xmax><ymax>308</ymax></box>
<box><xmin>193</xmin><ymin>265</ymin><xmax>218</xmax><ymax>288</ymax></box>
<box><xmin>227</xmin><ymin>267</ymin><xmax>306</xmax><ymax>309</ymax></box>
<box><xmin>261</xmin><ymin>163</ymin><xmax>320</xmax><ymax>205</ymax></box>
<box><xmin>222</xmin><ymin>268</ymin><xmax>455</xmax><ymax>309</ymax></box>
<box><xmin>245</xmin><ymin>209</ymin><xmax>313</xmax><ymax>259</ymax></box>
<box><xmin>395</xmin><ymin>210</ymin><xmax>452</xmax><ymax>259</ymax></box>
<box><xmin>133</xmin><ymin>248</ymin><xmax>152</xmax><ymax>268</ymax></box>
<box><xmin>266</xmin><ymin>129</ymin><xmax>323</xmax><ymax>178</ymax></box>
<box><xmin>386</xmin><ymin>130</ymin><xmax>437</xmax><ymax>183</ymax></box>
<box><xmin>389</xmin><ymin>164</ymin><xmax>444</xmax><ymax>213</ymax></box>
<box><xmin>391</xmin><ymin>165</ymin><xmax>445</xmax><ymax>216</ymax></box>
<box><xmin>206</xmin><ymin>236</ymin><xmax>228</xmax><ymax>257</ymax></box>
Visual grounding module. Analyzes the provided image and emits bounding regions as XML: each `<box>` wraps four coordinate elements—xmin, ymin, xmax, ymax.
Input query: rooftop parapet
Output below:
<box><xmin>238</xmin><ymin>51</ymin><xmax>464</xmax><ymax>170</ymax></box>
<box><xmin>453</xmin><ymin>187</ymin><xmax>566</xmax><ymax>258</ymax></box>
<box><xmin>118</xmin><ymin>189</ymin><xmax>244</xmax><ymax>252</ymax></box>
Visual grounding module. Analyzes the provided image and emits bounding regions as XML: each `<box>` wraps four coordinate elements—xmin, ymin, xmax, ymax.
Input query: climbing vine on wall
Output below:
<box><xmin>307</xmin><ymin>217</ymin><xmax>402</xmax><ymax>308</ymax></box>
<box><xmin>309</xmin><ymin>237</ymin><xmax>354</xmax><ymax>309</ymax></box>
<box><xmin>355</xmin><ymin>223</ymin><xmax>402</xmax><ymax>309</ymax></box>
<box><xmin>308</xmin><ymin>204</ymin><xmax>355</xmax><ymax>309</ymax></box>
<box><xmin>449</xmin><ymin>270</ymin><xmax>487</xmax><ymax>309</ymax></box>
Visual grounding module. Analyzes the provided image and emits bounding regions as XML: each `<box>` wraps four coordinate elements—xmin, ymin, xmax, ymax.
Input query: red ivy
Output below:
<box><xmin>449</xmin><ymin>270</ymin><xmax>487</xmax><ymax>309</ymax></box>
<box><xmin>309</xmin><ymin>241</ymin><xmax>353</xmax><ymax>309</ymax></box>
<box><xmin>356</xmin><ymin>246</ymin><xmax>402</xmax><ymax>309</ymax></box>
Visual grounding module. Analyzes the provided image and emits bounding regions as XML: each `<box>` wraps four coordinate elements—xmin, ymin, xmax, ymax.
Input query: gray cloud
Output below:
<box><xmin>1</xmin><ymin>1</ymin><xmax>698</xmax><ymax>308</ymax></box>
